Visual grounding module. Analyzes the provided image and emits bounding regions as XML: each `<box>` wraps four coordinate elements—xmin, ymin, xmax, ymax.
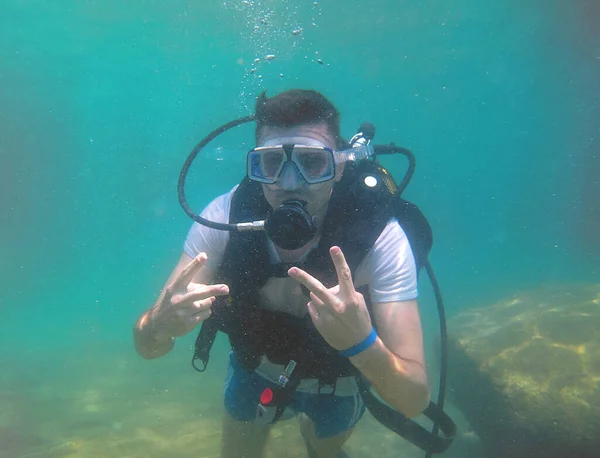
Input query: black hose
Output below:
<box><xmin>373</xmin><ymin>144</ymin><xmax>416</xmax><ymax>195</ymax></box>
<box><xmin>177</xmin><ymin>115</ymin><xmax>256</xmax><ymax>230</ymax></box>
<box><xmin>424</xmin><ymin>259</ymin><xmax>449</xmax><ymax>458</ymax></box>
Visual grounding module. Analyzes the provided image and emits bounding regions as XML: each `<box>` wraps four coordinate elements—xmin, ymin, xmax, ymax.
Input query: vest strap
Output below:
<box><xmin>191</xmin><ymin>317</ymin><xmax>219</xmax><ymax>372</ymax></box>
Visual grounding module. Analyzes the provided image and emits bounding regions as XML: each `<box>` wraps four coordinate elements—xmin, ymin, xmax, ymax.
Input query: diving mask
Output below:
<box><xmin>247</xmin><ymin>143</ymin><xmax>374</xmax><ymax>184</ymax></box>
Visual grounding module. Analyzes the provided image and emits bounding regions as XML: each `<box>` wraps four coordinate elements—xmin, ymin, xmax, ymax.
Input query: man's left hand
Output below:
<box><xmin>288</xmin><ymin>246</ymin><xmax>373</xmax><ymax>351</ymax></box>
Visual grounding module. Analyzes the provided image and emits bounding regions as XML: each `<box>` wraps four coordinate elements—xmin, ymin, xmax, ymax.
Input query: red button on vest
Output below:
<box><xmin>260</xmin><ymin>388</ymin><xmax>274</xmax><ymax>405</ymax></box>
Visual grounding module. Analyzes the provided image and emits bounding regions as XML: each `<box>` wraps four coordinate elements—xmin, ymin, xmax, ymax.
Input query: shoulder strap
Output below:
<box><xmin>394</xmin><ymin>198</ymin><xmax>433</xmax><ymax>273</ymax></box>
<box><xmin>304</xmin><ymin>160</ymin><xmax>397</xmax><ymax>287</ymax></box>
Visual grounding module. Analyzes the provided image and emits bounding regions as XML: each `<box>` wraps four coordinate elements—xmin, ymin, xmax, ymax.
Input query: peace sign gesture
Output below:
<box><xmin>152</xmin><ymin>253</ymin><xmax>230</xmax><ymax>338</ymax></box>
<box><xmin>288</xmin><ymin>246</ymin><xmax>373</xmax><ymax>351</ymax></box>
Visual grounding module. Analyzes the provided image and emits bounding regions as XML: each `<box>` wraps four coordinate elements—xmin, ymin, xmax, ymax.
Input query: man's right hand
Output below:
<box><xmin>152</xmin><ymin>252</ymin><xmax>230</xmax><ymax>338</ymax></box>
<box><xmin>134</xmin><ymin>252</ymin><xmax>229</xmax><ymax>359</ymax></box>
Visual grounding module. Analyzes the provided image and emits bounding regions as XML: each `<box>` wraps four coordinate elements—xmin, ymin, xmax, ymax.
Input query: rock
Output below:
<box><xmin>446</xmin><ymin>284</ymin><xmax>600</xmax><ymax>458</ymax></box>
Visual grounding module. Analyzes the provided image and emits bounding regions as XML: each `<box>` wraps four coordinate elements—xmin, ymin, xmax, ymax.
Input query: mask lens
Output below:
<box><xmin>261</xmin><ymin>149</ymin><xmax>285</xmax><ymax>177</ymax></box>
<box><xmin>295</xmin><ymin>147</ymin><xmax>334</xmax><ymax>182</ymax></box>
<box><xmin>248</xmin><ymin>148</ymin><xmax>285</xmax><ymax>183</ymax></box>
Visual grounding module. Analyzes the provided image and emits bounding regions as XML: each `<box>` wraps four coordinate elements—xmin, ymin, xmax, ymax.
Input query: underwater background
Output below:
<box><xmin>1</xmin><ymin>0</ymin><xmax>599</xmax><ymax>457</ymax></box>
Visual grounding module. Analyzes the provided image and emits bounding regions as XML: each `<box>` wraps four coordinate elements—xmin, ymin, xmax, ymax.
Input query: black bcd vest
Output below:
<box><xmin>198</xmin><ymin>160</ymin><xmax>433</xmax><ymax>382</ymax></box>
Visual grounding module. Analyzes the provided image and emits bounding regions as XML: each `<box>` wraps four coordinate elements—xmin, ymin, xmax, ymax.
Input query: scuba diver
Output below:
<box><xmin>133</xmin><ymin>89</ymin><xmax>455</xmax><ymax>458</ymax></box>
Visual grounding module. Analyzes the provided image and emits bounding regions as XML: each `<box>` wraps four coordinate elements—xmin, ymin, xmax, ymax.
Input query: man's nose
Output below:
<box><xmin>277</xmin><ymin>161</ymin><xmax>303</xmax><ymax>190</ymax></box>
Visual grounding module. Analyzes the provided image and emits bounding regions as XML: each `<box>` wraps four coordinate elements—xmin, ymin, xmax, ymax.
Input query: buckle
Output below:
<box><xmin>318</xmin><ymin>378</ymin><xmax>337</xmax><ymax>396</ymax></box>
<box><xmin>255</xmin><ymin>389</ymin><xmax>279</xmax><ymax>426</ymax></box>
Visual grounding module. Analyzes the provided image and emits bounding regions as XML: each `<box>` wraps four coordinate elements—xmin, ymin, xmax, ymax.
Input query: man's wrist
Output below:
<box><xmin>134</xmin><ymin>309</ymin><xmax>175</xmax><ymax>359</ymax></box>
<box><xmin>339</xmin><ymin>328</ymin><xmax>378</xmax><ymax>358</ymax></box>
<box><xmin>348</xmin><ymin>336</ymin><xmax>384</xmax><ymax>370</ymax></box>
<box><xmin>141</xmin><ymin>309</ymin><xmax>174</xmax><ymax>344</ymax></box>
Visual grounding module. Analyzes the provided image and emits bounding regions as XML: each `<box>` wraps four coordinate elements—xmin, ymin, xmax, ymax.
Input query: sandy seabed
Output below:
<box><xmin>0</xmin><ymin>340</ymin><xmax>485</xmax><ymax>458</ymax></box>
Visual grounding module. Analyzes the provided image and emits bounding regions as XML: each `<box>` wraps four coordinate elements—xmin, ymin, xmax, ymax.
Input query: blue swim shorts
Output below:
<box><xmin>224</xmin><ymin>353</ymin><xmax>366</xmax><ymax>438</ymax></box>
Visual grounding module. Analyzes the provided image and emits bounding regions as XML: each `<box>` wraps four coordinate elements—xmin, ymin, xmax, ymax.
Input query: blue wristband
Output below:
<box><xmin>339</xmin><ymin>328</ymin><xmax>377</xmax><ymax>358</ymax></box>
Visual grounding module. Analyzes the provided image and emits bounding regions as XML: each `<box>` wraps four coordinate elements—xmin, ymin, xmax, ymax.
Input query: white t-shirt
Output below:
<box><xmin>184</xmin><ymin>187</ymin><xmax>418</xmax><ymax>304</ymax></box>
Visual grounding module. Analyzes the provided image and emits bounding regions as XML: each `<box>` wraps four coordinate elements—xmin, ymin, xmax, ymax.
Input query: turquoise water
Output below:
<box><xmin>1</xmin><ymin>1</ymin><xmax>598</xmax><ymax>457</ymax></box>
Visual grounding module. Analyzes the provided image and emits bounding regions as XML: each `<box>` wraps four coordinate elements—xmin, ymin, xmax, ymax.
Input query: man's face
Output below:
<box><xmin>257</xmin><ymin>123</ymin><xmax>342</xmax><ymax>217</ymax></box>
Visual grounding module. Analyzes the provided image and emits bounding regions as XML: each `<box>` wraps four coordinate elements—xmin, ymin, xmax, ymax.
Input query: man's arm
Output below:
<box><xmin>349</xmin><ymin>299</ymin><xmax>430</xmax><ymax>418</ymax></box>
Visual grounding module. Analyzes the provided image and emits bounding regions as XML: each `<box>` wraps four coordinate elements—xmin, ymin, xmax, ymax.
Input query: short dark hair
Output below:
<box><xmin>254</xmin><ymin>89</ymin><xmax>343</xmax><ymax>147</ymax></box>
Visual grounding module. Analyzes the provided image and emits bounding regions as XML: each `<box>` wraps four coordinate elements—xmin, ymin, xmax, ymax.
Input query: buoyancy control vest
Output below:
<box><xmin>194</xmin><ymin>159</ymin><xmax>433</xmax><ymax>383</ymax></box>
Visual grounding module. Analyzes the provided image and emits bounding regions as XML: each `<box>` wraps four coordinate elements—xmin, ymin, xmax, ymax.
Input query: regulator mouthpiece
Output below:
<box><xmin>265</xmin><ymin>200</ymin><xmax>317</xmax><ymax>250</ymax></box>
